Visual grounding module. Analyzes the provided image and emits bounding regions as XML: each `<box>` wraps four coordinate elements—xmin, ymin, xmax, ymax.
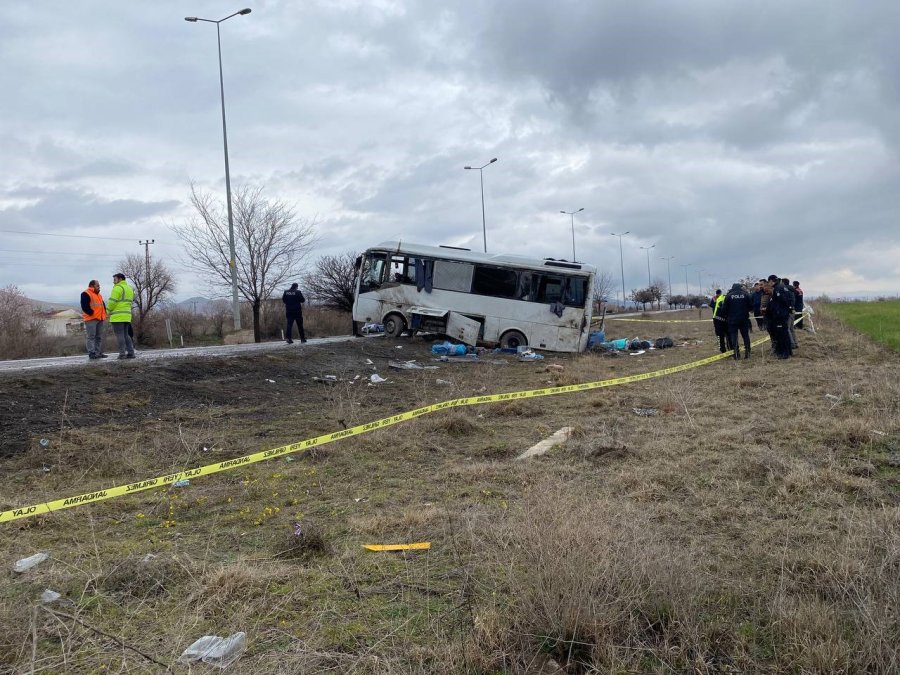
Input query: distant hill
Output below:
<box><xmin>26</xmin><ymin>298</ymin><xmax>79</xmax><ymax>313</ymax></box>
<box><xmin>173</xmin><ymin>296</ymin><xmax>221</xmax><ymax>315</ymax></box>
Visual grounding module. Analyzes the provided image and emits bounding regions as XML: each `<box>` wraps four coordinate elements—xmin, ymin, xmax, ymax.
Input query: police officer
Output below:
<box><xmin>711</xmin><ymin>289</ymin><xmax>730</xmax><ymax>353</ymax></box>
<box><xmin>766</xmin><ymin>274</ymin><xmax>793</xmax><ymax>359</ymax></box>
<box><xmin>282</xmin><ymin>283</ymin><xmax>306</xmax><ymax>344</ymax></box>
<box><xmin>722</xmin><ymin>282</ymin><xmax>752</xmax><ymax>359</ymax></box>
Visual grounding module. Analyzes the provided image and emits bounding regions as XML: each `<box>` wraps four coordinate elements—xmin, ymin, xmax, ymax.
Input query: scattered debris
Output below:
<box><xmin>517</xmin><ymin>350</ymin><xmax>544</xmax><ymax>361</ymax></box>
<box><xmin>517</xmin><ymin>427</ymin><xmax>573</xmax><ymax>460</ymax></box>
<box><xmin>363</xmin><ymin>542</ymin><xmax>431</xmax><ymax>552</ymax></box>
<box><xmin>365</xmin><ymin>358</ymin><xmax>374</xmax><ymax>365</ymax></box>
<box><xmin>42</xmin><ymin>464</ymin><xmax>51</xmax><ymax>473</ymax></box>
<box><xmin>40</xmin><ymin>589</ymin><xmax>61</xmax><ymax>604</ymax></box>
<box><xmin>370</xmin><ymin>374</ymin><xmax>388</xmax><ymax>384</ymax></box>
<box><xmin>388</xmin><ymin>360</ymin><xmax>438</xmax><ymax>370</ymax></box>
<box><xmin>435</xmin><ymin>378</ymin><xmax>451</xmax><ymax>385</ymax></box>
<box><xmin>629</xmin><ymin>350</ymin><xmax>646</xmax><ymax>356</ymax></box>
<box><xmin>173</xmin><ymin>479</ymin><xmax>190</xmax><ymax>488</ymax></box>
<box><xmin>178</xmin><ymin>633</ymin><xmax>247</xmax><ymax>668</ymax></box>
<box><xmin>13</xmin><ymin>552</ymin><xmax>49</xmax><ymax>573</ymax></box>
<box><xmin>292</xmin><ymin>521</ymin><xmax>304</xmax><ymax>537</ymax></box>
<box><xmin>395</xmin><ymin>345</ymin><xmax>403</xmax><ymax>349</ymax></box>
<box><xmin>633</xmin><ymin>407</ymin><xmax>659</xmax><ymax>417</ymax></box>
<box><xmin>545</xmin><ymin>364</ymin><xmax>564</xmax><ymax>372</ymax></box>
<box><xmin>39</xmin><ymin>438</ymin><xmax>50</xmax><ymax>449</ymax></box>
<box><xmin>353</xmin><ymin>497</ymin><xmax>368</xmax><ymax>503</ymax></box>
<box><xmin>361</xmin><ymin>323</ymin><xmax>384</xmax><ymax>334</ymax></box>
<box><xmin>265</xmin><ymin>378</ymin><xmax>276</xmax><ymax>384</ymax></box>
<box><xmin>432</xmin><ymin>341</ymin><xmax>468</xmax><ymax>355</ymax></box>
<box><xmin>313</xmin><ymin>375</ymin><xmax>339</xmax><ymax>384</ymax></box>
<box><xmin>285</xmin><ymin>456</ymin><xmax>295</xmax><ymax>462</ymax></box>
<box><xmin>140</xmin><ymin>554</ymin><xmax>158</xmax><ymax>564</ymax></box>
<box><xmin>654</xmin><ymin>337</ymin><xmax>675</xmax><ymax>349</ymax></box>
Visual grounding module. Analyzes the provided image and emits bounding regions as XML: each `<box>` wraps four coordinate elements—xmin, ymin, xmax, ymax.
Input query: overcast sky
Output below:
<box><xmin>2</xmin><ymin>0</ymin><xmax>898</xmax><ymax>305</ymax></box>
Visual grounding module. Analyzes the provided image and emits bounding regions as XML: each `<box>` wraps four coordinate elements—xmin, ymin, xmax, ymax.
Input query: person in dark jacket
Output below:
<box><xmin>766</xmin><ymin>274</ymin><xmax>793</xmax><ymax>359</ymax></box>
<box><xmin>751</xmin><ymin>280</ymin><xmax>767</xmax><ymax>331</ymax></box>
<box><xmin>722</xmin><ymin>282</ymin><xmax>753</xmax><ymax>359</ymax></box>
<box><xmin>282</xmin><ymin>283</ymin><xmax>306</xmax><ymax>344</ymax></box>
<box><xmin>793</xmin><ymin>280</ymin><xmax>804</xmax><ymax>329</ymax></box>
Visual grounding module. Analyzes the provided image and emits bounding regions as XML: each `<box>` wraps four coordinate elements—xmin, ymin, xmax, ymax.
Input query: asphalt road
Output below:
<box><xmin>0</xmin><ymin>335</ymin><xmax>360</xmax><ymax>374</ymax></box>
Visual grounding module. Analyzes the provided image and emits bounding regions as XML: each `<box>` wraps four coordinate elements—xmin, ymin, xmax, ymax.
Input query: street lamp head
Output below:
<box><xmin>576</xmin><ymin>207</ymin><xmax>584</xmax><ymax>213</ymax></box>
<box><xmin>184</xmin><ymin>16</ymin><xmax>199</xmax><ymax>21</ymax></box>
<box><xmin>463</xmin><ymin>166</ymin><xmax>472</xmax><ymax>170</ymax></box>
<box><xmin>489</xmin><ymin>158</ymin><xmax>497</xmax><ymax>163</ymax></box>
<box><xmin>559</xmin><ymin>210</ymin><xmax>566</xmax><ymax>214</ymax></box>
<box><xmin>239</xmin><ymin>8</ymin><xmax>252</xmax><ymax>14</ymax></box>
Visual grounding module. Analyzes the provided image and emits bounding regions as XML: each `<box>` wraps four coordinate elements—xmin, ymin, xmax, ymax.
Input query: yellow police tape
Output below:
<box><xmin>0</xmin><ymin>335</ymin><xmax>779</xmax><ymax>524</ymax></box>
<box><xmin>605</xmin><ymin>317</ymin><xmax>709</xmax><ymax>323</ymax></box>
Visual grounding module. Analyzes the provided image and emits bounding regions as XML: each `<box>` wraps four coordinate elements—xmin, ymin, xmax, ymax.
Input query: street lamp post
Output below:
<box><xmin>464</xmin><ymin>158</ymin><xmax>498</xmax><ymax>253</ymax></box>
<box><xmin>639</xmin><ymin>244</ymin><xmax>656</xmax><ymax>286</ymax></box>
<box><xmin>559</xmin><ymin>208</ymin><xmax>584</xmax><ymax>261</ymax></box>
<box><xmin>697</xmin><ymin>269</ymin><xmax>705</xmax><ymax>298</ymax></box>
<box><xmin>661</xmin><ymin>255</ymin><xmax>675</xmax><ymax>300</ymax></box>
<box><xmin>185</xmin><ymin>7</ymin><xmax>252</xmax><ymax>331</ymax></box>
<box><xmin>610</xmin><ymin>231</ymin><xmax>629</xmax><ymax>308</ymax></box>
<box><xmin>680</xmin><ymin>263</ymin><xmax>691</xmax><ymax>296</ymax></box>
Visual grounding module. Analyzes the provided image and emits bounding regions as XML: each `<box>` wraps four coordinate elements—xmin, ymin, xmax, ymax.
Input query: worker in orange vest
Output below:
<box><xmin>80</xmin><ymin>279</ymin><xmax>109</xmax><ymax>360</ymax></box>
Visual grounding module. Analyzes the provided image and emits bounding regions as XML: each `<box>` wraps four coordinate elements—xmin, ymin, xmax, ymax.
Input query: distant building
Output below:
<box><xmin>42</xmin><ymin>309</ymin><xmax>83</xmax><ymax>337</ymax></box>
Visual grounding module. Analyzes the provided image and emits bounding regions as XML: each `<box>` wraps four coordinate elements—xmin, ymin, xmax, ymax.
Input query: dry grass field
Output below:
<box><xmin>0</xmin><ymin>307</ymin><xmax>898</xmax><ymax>673</ymax></box>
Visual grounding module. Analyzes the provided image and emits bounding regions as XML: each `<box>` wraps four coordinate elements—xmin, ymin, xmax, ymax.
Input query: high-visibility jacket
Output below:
<box><xmin>107</xmin><ymin>280</ymin><xmax>134</xmax><ymax>323</ymax></box>
<box><xmin>713</xmin><ymin>294</ymin><xmax>725</xmax><ymax>318</ymax></box>
<box><xmin>82</xmin><ymin>287</ymin><xmax>107</xmax><ymax>321</ymax></box>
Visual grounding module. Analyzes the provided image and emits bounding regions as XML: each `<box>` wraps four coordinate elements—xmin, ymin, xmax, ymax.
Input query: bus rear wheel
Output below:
<box><xmin>383</xmin><ymin>313</ymin><xmax>407</xmax><ymax>338</ymax></box>
<box><xmin>500</xmin><ymin>330</ymin><xmax>527</xmax><ymax>350</ymax></box>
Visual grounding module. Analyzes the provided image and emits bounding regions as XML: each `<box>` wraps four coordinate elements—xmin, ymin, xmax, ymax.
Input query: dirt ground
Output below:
<box><xmin>0</xmin><ymin>323</ymin><xmax>707</xmax><ymax>461</ymax></box>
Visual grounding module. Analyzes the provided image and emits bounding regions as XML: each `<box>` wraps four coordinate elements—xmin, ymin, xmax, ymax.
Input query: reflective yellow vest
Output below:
<box><xmin>107</xmin><ymin>280</ymin><xmax>134</xmax><ymax>323</ymax></box>
<box><xmin>713</xmin><ymin>294</ymin><xmax>725</xmax><ymax>318</ymax></box>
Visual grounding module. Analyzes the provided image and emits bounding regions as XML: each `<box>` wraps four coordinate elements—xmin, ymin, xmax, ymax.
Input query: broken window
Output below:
<box><xmin>389</xmin><ymin>255</ymin><xmax>416</xmax><ymax>285</ymax></box>
<box><xmin>564</xmin><ymin>276</ymin><xmax>587</xmax><ymax>308</ymax></box>
<box><xmin>471</xmin><ymin>265</ymin><xmax>518</xmax><ymax>298</ymax></box>
<box><xmin>359</xmin><ymin>252</ymin><xmax>387</xmax><ymax>293</ymax></box>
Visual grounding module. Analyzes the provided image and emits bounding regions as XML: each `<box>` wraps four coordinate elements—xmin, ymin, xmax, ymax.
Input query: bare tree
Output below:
<box><xmin>0</xmin><ymin>285</ymin><xmax>47</xmax><ymax>359</ymax></box>
<box><xmin>592</xmin><ymin>270</ymin><xmax>616</xmax><ymax>304</ymax></box>
<box><xmin>303</xmin><ymin>251</ymin><xmax>359</xmax><ymax>313</ymax></box>
<box><xmin>118</xmin><ymin>253</ymin><xmax>176</xmax><ymax>342</ymax></box>
<box><xmin>173</xmin><ymin>183</ymin><xmax>317</xmax><ymax>342</ymax></box>
<box><xmin>630</xmin><ymin>287</ymin><xmax>656</xmax><ymax>311</ymax></box>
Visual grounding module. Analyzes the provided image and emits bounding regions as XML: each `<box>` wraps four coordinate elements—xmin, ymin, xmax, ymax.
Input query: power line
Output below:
<box><xmin>0</xmin><ymin>229</ymin><xmax>140</xmax><ymax>242</ymax></box>
<box><xmin>0</xmin><ymin>248</ymin><xmax>124</xmax><ymax>257</ymax></box>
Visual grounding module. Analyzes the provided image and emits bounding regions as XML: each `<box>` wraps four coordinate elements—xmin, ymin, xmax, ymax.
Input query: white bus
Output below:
<box><xmin>352</xmin><ymin>241</ymin><xmax>596</xmax><ymax>352</ymax></box>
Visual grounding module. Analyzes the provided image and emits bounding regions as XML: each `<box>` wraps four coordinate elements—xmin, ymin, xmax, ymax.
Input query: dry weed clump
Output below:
<box><xmin>275</xmin><ymin>519</ymin><xmax>330</xmax><ymax>560</ymax></box>
<box><xmin>469</xmin><ymin>478</ymin><xmax>701</xmax><ymax>672</ymax></box>
<box><xmin>426</xmin><ymin>412</ymin><xmax>481</xmax><ymax>437</ymax></box>
<box><xmin>100</xmin><ymin>553</ymin><xmax>189</xmax><ymax>598</ymax></box>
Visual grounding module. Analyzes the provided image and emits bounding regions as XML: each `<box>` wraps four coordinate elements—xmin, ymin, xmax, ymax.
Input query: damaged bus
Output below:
<box><xmin>352</xmin><ymin>241</ymin><xmax>596</xmax><ymax>352</ymax></box>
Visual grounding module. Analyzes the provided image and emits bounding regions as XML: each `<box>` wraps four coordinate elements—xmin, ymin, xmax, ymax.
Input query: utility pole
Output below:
<box><xmin>139</xmin><ymin>239</ymin><xmax>155</xmax><ymax>315</ymax></box>
<box><xmin>661</xmin><ymin>256</ymin><xmax>675</xmax><ymax>300</ymax></box>
<box><xmin>680</xmin><ymin>263</ymin><xmax>691</xmax><ymax>296</ymax></box>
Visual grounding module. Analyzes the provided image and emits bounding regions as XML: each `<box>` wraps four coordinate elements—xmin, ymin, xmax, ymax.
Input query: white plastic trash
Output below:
<box><xmin>179</xmin><ymin>632</ymin><xmax>247</xmax><ymax>668</ymax></box>
<box><xmin>14</xmin><ymin>552</ymin><xmax>49</xmax><ymax>573</ymax></box>
<box><xmin>40</xmin><ymin>589</ymin><xmax>61</xmax><ymax>604</ymax></box>
<box><xmin>370</xmin><ymin>374</ymin><xmax>387</xmax><ymax>383</ymax></box>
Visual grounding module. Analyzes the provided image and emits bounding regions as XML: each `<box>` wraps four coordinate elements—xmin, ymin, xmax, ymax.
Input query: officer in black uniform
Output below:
<box><xmin>282</xmin><ymin>283</ymin><xmax>306</xmax><ymax>344</ymax></box>
<box><xmin>722</xmin><ymin>282</ymin><xmax>752</xmax><ymax>359</ymax></box>
<box><xmin>766</xmin><ymin>274</ymin><xmax>793</xmax><ymax>359</ymax></box>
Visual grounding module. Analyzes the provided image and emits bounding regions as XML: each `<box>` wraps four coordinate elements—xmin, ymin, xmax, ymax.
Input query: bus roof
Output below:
<box><xmin>370</xmin><ymin>241</ymin><xmax>597</xmax><ymax>275</ymax></box>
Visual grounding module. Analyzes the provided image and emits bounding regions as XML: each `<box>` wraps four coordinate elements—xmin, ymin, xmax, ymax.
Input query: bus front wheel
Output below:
<box><xmin>383</xmin><ymin>313</ymin><xmax>407</xmax><ymax>338</ymax></box>
<box><xmin>500</xmin><ymin>330</ymin><xmax>527</xmax><ymax>350</ymax></box>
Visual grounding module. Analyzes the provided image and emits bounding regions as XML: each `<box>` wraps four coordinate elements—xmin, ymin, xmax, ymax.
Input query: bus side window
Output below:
<box><xmin>391</xmin><ymin>256</ymin><xmax>416</xmax><ymax>284</ymax></box>
<box><xmin>534</xmin><ymin>274</ymin><xmax>564</xmax><ymax>303</ymax></box>
<box><xmin>517</xmin><ymin>272</ymin><xmax>532</xmax><ymax>301</ymax></box>
<box><xmin>564</xmin><ymin>276</ymin><xmax>587</xmax><ymax>307</ymax></box>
